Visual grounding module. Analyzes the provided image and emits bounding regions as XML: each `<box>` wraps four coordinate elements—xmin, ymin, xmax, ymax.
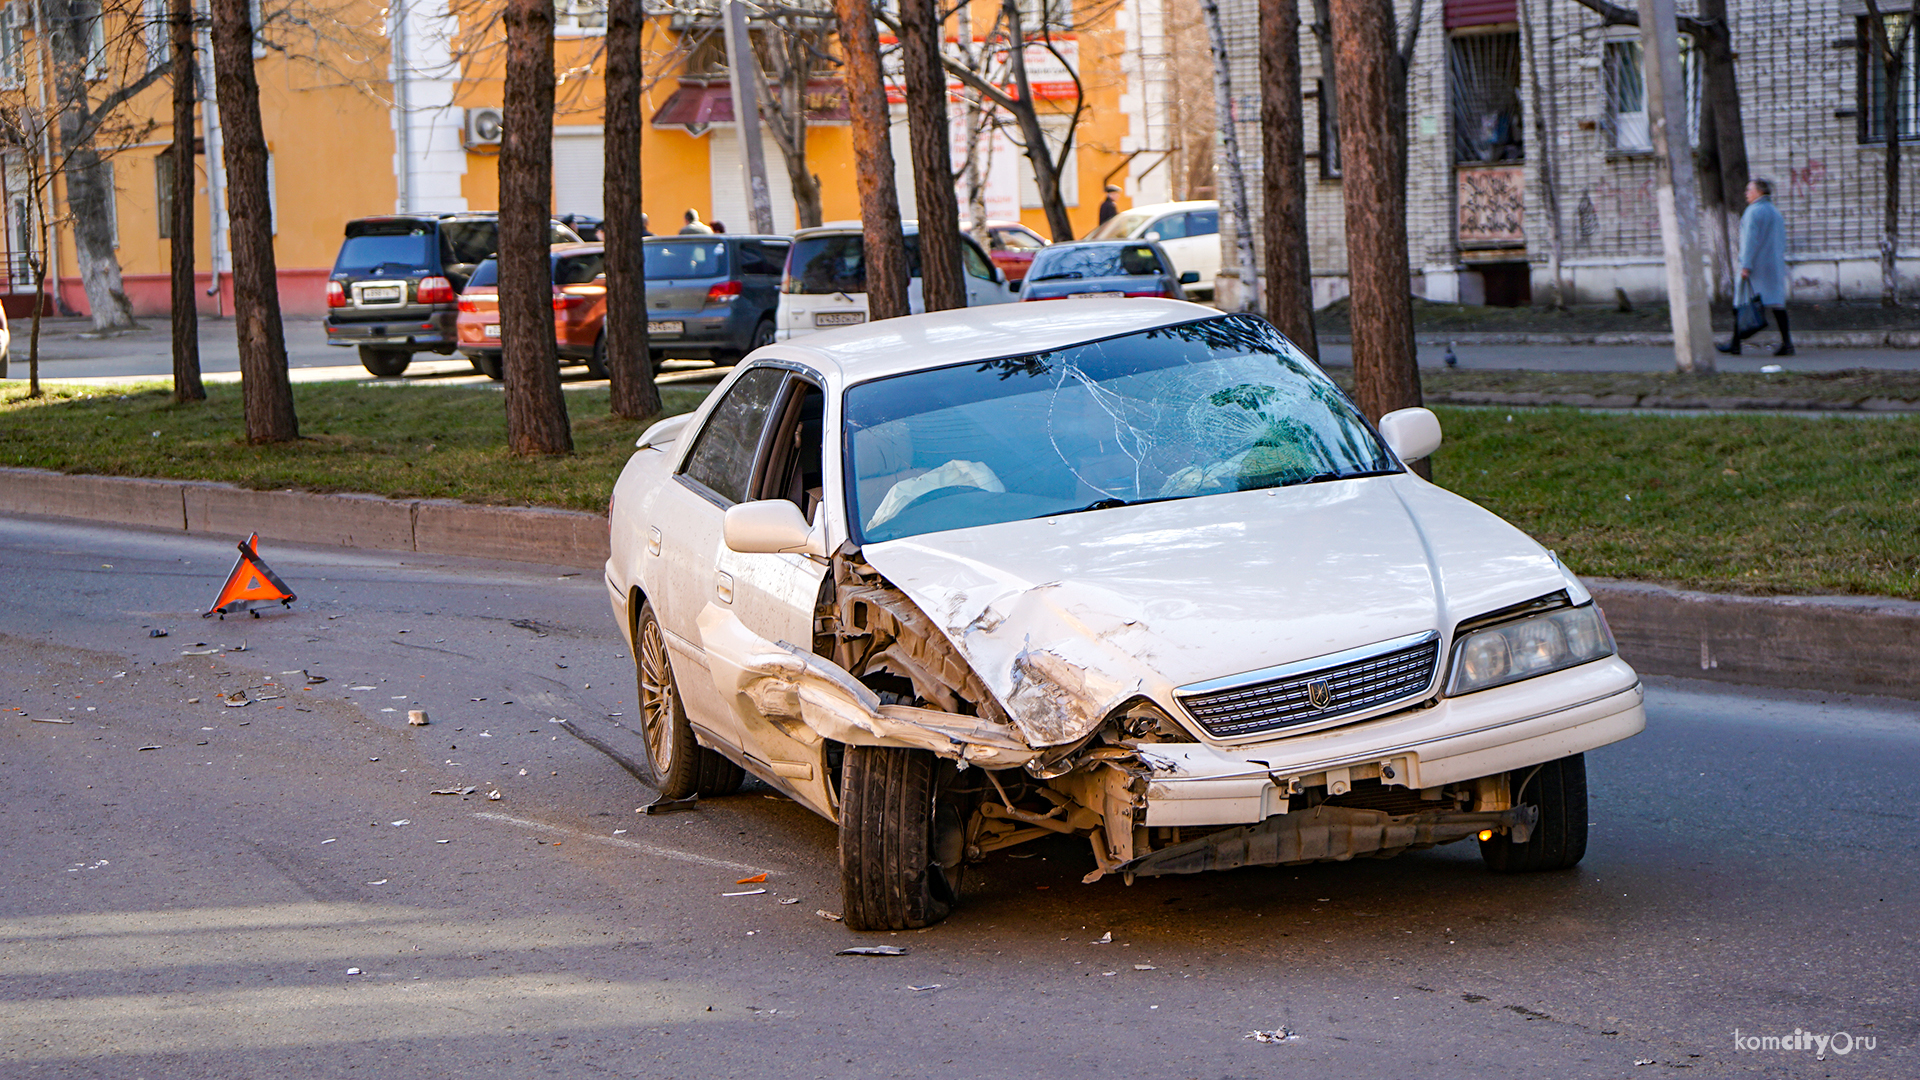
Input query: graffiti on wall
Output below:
<box><xmin>1789</xmin><ymin>158</ymin><xmax>1826</xmax><ymax>199</ymax></box>
<box><xmin>1457</xmin><ymin>164</ymin><xmax>1525</xmax><ymax>245</ymax></box>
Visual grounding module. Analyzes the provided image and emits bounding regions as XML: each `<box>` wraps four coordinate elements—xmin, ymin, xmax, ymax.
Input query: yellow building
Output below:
<box><xmin>2</xmin><ymin>0</ymin><xmax>1151</xmax><ymax>320</ymax></box>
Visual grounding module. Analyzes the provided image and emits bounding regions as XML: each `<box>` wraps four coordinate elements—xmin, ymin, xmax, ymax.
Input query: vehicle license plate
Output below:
<box><xmin>360</xmin><ymin>285</ymin><xmax>402</xmax><ymax>303</ymax></box>
<box><xmin>1068</xmin><ymin>292</ymin><xmax>1122</xmax><ymax>300</ymax></box>
<box><xmin>815</xmin><ymin>311</ymin><xmax>866</xmax><ymax>327</ymax></box>
<box><xmin>647</xmin><ymin>320</ymin><xmax>684</xmax><ymax>335</ymax></box>
<box><xmin>483</xmin><ymin>324</ymin><xmax>501</xmax><ymax>338</ymax></box>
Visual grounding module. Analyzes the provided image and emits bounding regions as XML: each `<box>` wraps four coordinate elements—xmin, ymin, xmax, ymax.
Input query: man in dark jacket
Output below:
<box><xmin>1098</xmin><ymin>184</ymin><xmax>1121</xmax><ymax>224</ymax></box>
<box><xmin>1719</xmin><ymin>178</ymin><xmax>1792</xmax><ymax>356</ymax></box>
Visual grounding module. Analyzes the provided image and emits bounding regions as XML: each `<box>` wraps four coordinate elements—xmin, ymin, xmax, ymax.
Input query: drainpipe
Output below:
<box><xmin>28</xmin><ymin>0</ymin><xmax>63</xmax><ymax>315</ymax></box>
<box><xmin>197</xmin><ymin>15</ymin><xmax>227</xmax><ymax>317</ymax></box>
<box><xmin>393</xmin><ymin>0</ymin><xmax>410</xmax><ymax>212</ymax></box>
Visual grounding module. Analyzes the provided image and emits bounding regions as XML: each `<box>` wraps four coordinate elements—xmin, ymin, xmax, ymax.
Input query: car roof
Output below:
<box><xmin>797</xmin><ymin>221</ymin><xmax>924</xmax><ymax>237</ymax></box>
<box><xmin>760</xmin><ymin>298</ymin><xmax>1222</xmax><ymax>385</ymax></box>
<box><xmin>642</xmin><ymin>234</ymin><xmax>791</xmax><ymax>241</ymax></box>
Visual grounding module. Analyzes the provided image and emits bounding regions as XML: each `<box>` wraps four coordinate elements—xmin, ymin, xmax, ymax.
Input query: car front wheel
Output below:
<box><xmin>633</xmin><ymin>600</ymin><xmax>743</xmax><ymax>800</ymax></box>
<box><xmin>1479</xmin><ymin>752</ymin><xmax>1588</xmax><ymax>872</ymax></box>
<box><xmin>839</xmin><ymin>745</ymin><xmax>959</xmax><ymax>931</ymax></box>
<box><xmin>358</xmin><ymin>346</ymin><xmax>411</xmax><ymax>377</ymax></box>
<box><xmin>584</xmin><ymin>333</ymin><xmax>610</xmax><ymax>380</ymax></box>
<box><xmin>469</xmin><ymin>352</ymin><xmax>502</xmax><ymax>381</ymax></box>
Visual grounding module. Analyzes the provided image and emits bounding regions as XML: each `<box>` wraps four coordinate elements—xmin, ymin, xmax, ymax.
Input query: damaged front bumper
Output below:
<box><xmin>1117</xmin><ymin>803</ymin><xmax>1537</xmax><ymax>877</ymax></box>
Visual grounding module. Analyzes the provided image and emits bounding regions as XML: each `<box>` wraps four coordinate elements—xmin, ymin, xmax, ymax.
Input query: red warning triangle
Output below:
<box><xmin>203</xmin><ymin>533</ymin><xmax>297</xmax><ymax>618</ymax></box>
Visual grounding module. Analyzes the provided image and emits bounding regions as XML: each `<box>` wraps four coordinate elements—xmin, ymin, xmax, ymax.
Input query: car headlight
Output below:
<box><xmin>1446</xmin><ymin>603</ymin><xmax>1615</xmax><ymax>696</ymax></box>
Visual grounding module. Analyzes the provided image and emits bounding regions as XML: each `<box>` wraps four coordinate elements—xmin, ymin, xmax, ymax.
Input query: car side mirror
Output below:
<box><xmin>1008</xmin><ymin>279</ymin><xmax>1021</xmax><ymax>293</ymax></box>
<box><xmin>724</xmin><ymin>499</ymin><xmax>826</xmax><ymax>556</ymax></box>
<box><xmin>1379</xmin><ymin>407</ymin><xmax>1442</xmax><ymax>463</ymax></box>
<box><xmin>1179</xmin><ymin>271</ymin><xmax>1200</xmax><ymax>285</ymax></box>
<box><xmin>636</xmin><ymin>413</ymin><xmax>692</xmax><ymax>449</ymax></box>
<box><xmin>1144</xmin><ymin>230</ymin><xmax>1161</xmax><ymax>241</ymax></box>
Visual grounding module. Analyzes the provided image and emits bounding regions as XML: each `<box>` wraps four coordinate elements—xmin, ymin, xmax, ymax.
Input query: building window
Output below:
<box><xmin>77</xmin><ymin>1</ymin><xmax>108</xmax><ymax>81</ymax></box>
<box><xmin>144</xmin><ymin>0</ymin><xmax>169</xmax><ymax>69</ymax></box>
<box><xmin>1859</xmin><ymin>14</ymin><xmax>1919</xmax><ymax>143</ymax></box>
<box><xmin>1015</xmin><ymin>115</ymin><xmax>1079</xmax><ymax>209</ymax></box>
<box><xmin>1449</xmin><ymin>31</ymin><xmax>1523</xmax><ymax>163</ymax></box>
<box><xmin>156</xmin><ymin>153</ymin><xmax>174</xmax><ymax>239</ymax></box>
<box><xmin>1016</xmin><ymin>0</ymin><xmax>1073</xmax><ymax>34</ymax></box>
<box><xmin>1316</xmin><ymin>77</ymin><xmax>1340</xmax><ymax>178</ymax></box>
<box><xmin>0</xmin><ymin>5</ymin><xmax>23</xmax><ymax>89</ymax></box>
<box><xmin>1602</xmin><ymin>35</ymin><xmax>1697</xmax><ymax>154</ymax></box>
<box><xmin>555</xmin><ymin>0</ymin><xmax>606</xmax><ymax>33</ymax></box>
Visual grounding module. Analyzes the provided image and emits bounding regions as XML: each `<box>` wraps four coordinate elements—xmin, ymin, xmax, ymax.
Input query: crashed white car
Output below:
<box><xmin>605</xmin><ymin>300</ymin><xmax>1645</xmax><ymax>931</ymax></box>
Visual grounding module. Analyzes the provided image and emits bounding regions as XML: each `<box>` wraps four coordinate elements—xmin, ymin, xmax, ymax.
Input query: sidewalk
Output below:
<box><xmin>4</xmin><ymin>465</ymin><xmax>1916</xmax><ymax>704</ymax></box>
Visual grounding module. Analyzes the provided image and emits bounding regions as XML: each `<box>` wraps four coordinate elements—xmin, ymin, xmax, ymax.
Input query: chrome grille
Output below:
<box><xmin>1177</xmin><ymin>633</ymin><xmax>1440</xmax><ymax>739</ymax></box>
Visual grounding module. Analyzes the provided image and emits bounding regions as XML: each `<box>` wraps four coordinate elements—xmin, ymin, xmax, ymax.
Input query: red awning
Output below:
<box><xmin>651</xmin><ymin>78</ymin><xmax>849</xmax><ymax>133</ymax></box>
<box><xmin>1444</xmin><ymin>0</ymin><xmax>1517</xmax><ymax>29</ymax></box>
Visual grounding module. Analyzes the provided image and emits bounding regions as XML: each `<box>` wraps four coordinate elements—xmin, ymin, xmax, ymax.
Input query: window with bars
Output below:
<box><xmin>0</xmin><ymin>4</ymin><xmax>21</xmax><ymax>88</ymax></box>
<box><xmin>1859</xmin><ymin>14</ymin><xmax>1919</xmax><ymax>143</ymax></box>
<box><xmin>1449</xmin><ymin>31</ymin><xmax>1523</xmax><ymax>163</ymax></box>
<box><xmin>144</xmin><ymin>0</ymin><xmax>169</xmax><ymax>70</ymax></box>
<box><xmin>556</xmin><ymin>0</ymin><xmax>607</xmax><ymax>32</ymax></box>
<box><xmin>1601</xmin><ymin>35</ymin><xmax>1698</xmax><ymax>154</ymax></box>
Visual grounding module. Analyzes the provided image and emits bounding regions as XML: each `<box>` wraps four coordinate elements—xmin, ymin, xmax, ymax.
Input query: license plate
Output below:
<box><xmin>815</xmin><ymin>311</ymin><xmax>866</xmax><ymax>327</ymax></box>
<box><xmin>647</xmin><ymin>320</ymin><xmax>684</xmax><ymax>336</ymax></box>
<box><xmin>360</xmin><ymin>286</ymin><xmax>402</xmax><ymax>303</ymax></box>
<box><xmin>483</xmin><ymin>324</ymin><xmax>501</xmax><ymax>338</ymax></box>
<box><xmin>1068</xmin><ymin>292</ymin><xmax>1121</xmax><ymax>300</ymax></box>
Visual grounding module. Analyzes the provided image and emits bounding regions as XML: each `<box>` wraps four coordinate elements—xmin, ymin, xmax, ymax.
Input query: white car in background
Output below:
<box><xmin>605</xmin><ymin>300</ymin><xmax>1645</xmax><ymax>931</ymax></box>
<box><xmin>774</xmin><ymin>222</ymin><xmax>1018</xmax><ymax>341</ymax></box>
<box><xmin>1085</xmin><ymin>200</ymin><xmax>1221</xmax><ymax>300</ymax></box>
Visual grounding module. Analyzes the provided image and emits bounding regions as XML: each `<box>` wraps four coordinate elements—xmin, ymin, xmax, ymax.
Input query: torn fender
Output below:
<box><xmin>696</xmin><ymin>604</ymin><xmax>1038</xmax><ymax>768</ymax></box>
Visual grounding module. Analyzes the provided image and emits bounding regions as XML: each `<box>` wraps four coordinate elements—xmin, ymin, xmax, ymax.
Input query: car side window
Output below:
<box><xmin>1186</xmin><ymin>209</ymin><xmax>1219</xmax><ymax>236</ymax></box>
<box><xmin>739</xmin><ymin>240</ymin><xmax>788</xmax><ymax>277</ymax></box>
<box><xmin>756</xmin><ymin>378</ymin><xmax>826</xmax><ymax>521</ymax></box>
<box><xmin>1147</xmin><ymin>214</ymin><xmax>1188</xmax><ymax>241</ymax></box>
<box><xmin>680</xmin><ymin>367</ymin><xmax>789</xmax><ymax>505</ymax></box>
<box><xmin>960</xmin><ymin>239</ymin><xmax>994</xmax><ymax>280</ymax></box>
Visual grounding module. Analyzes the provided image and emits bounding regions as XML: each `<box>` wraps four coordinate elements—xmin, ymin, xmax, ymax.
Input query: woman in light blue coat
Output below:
<box><xmin>1719</xmin><ymin>177</ymin><xmax>1793</xmax><ymax>356</ymax></box>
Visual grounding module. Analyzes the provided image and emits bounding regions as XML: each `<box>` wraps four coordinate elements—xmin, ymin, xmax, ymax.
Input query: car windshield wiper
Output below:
<box><xmin>1031</xmin><ymin>271</ymin><xmax>1085</xmax><ymax>281</ymax></box>
<box><xmin>1272</xmin><ymin>467</ymin><xmax>1401</xmax><ymax>489</ymax></box>
<box><xmin>1045</xmin><ymin>495</ymin><xmax>1180</xmax><ymax>518</ymax></box>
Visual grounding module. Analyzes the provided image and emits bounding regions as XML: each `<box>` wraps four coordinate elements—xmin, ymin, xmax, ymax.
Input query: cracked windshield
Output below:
<box><xmin>845</xmin><ymin>315</ymin><xmax>1398</xmax><ymax>543</ymax></box>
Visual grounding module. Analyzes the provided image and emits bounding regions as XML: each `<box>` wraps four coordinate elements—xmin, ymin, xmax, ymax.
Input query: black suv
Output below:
<box><xmin>326</xmin><ymin>213</ymin><xmax>580</xmax><ymax>377</ymax></box>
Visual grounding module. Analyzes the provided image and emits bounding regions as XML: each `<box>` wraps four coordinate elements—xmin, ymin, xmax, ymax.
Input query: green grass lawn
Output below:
<box><xmin>4</xmin><ymin>378</ymin><xmax>1916</xmax><ymax>599</ymax></box>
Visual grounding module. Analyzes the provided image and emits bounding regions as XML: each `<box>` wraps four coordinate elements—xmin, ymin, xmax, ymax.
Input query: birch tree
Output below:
<box><xmin>499</xmin><ymin>0</ymin><xmax>571</xmax><ymax>453</ymax></box>
<box><xmin>1862</xmin><ymin>0</ymin><xmax>1917</xmax><ymax>307</ymax></box>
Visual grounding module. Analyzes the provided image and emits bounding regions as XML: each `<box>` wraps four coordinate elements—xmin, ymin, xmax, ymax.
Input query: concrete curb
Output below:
<box><xmin>1420</xmin><ymin>390</ymin><xmax>1919</xmax><ymax>412</ymax></box>
<box><xmin>0</xmin><ymin>466</ymin><xmax>610</xmax><ymax>569</ymax></box>
<box><xmin>3</xmin><ymin>466</ymin><xmax>1913</xmax><ymax>701</ymax></box>
<box><xmin>1319</xmin><ymin>330</ymin><xmax>1920</xmax><ymax>349</ymax></box>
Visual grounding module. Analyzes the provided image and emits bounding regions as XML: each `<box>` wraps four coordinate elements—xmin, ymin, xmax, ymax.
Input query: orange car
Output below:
<box><xmin>456</xmin><ymin>243</ymin><xmax>608</xmax><ymax>380</ymax></box>
<box><xmin>984</xmin><ymin>220</ymin><xmax>1048</xmax><ymax>282</ymax></box>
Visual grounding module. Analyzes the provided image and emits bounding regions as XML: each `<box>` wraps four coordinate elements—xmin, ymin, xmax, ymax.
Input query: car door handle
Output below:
<box><xmin>647</xmin><ymin>526</ymin><xmax>662</xmax><ymax>556</ymax></box>
<box><xmin>714</xmin><ymin>571</ymin><xmax>733</xmax><ymax>604</ymax></box>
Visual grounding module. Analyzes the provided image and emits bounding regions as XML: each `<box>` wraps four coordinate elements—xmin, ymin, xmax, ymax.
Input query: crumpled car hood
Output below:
<box><xmin>860</xmin><ymin>474</ymin><xmax>1571</xmax><ymax>748</ymax></box>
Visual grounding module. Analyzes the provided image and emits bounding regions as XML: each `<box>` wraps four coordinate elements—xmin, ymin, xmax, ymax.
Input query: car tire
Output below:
<box><xmin>633</xmin><ymin>600</ymin><xmax>743</xmax><ymax>800</ymax></box>
<box><xmin>838</xmin><ymin>745</ymin><xmax>958</xmax><ymax>931</ymax></box>
<box><xmin>747</xmin><ymin>318</ymin><xmax>775</xmax><ymax>355</ymax></box>
<box><xmin>1479</xmin><ymin>752</ymin><xmax>1588</xmax><ymax>872</ymax></box>
<box><xmin>358</xmin><ymin>346</ymin><xmax>411</xmax><ymax>377</ymax></box>
<box><xmin>470</xmin><ymin>352</ymin><xmax>503</xmax><ymax>381</ymax></box>
<box><xmin>584</xmin><ymin>334</ymin><xmax>610</xmax><ymax>380</ymax></box>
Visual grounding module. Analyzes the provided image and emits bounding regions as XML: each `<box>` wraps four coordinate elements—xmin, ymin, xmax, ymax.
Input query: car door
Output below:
<box><xmin>655</xmin><ymin>365</ymin><xmax>790</xmax><ymax>752</ymax></box>
<box><xmin>703</xmin><ymin>372</ymin><xmax>836</xmax><ymax>810</ymax></box>
<box><xmin>960</xmin><ymin>237</ymin><xmax>1016</xmax><ymax>306</ymax></box>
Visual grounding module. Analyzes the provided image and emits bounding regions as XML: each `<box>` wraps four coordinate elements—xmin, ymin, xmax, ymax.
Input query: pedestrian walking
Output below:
<box><xmin>1098</xmin><ymin>184</ymin><xmax>1121</xmax><ymax>224</ymax></box>
<box><xmin>641</xmin><ymin>213</ymin><xmax>653</xmax><ymax>237</ymax></box>
<box><xmin>679</xmin><ymin>208</ymin><xmax>714</xmax><ymax>235</ymax></box>
<box><xmin>1719</xmin><ymin>178</ymin><xmax>1793</xmax><ymax>357</ymax></box>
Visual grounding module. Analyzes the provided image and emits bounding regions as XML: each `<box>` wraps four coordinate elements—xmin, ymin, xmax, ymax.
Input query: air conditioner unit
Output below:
<box><xmin>465</xmin><ymin>107</ymin><xmax>504</xmax><ymax>148</ymax></box>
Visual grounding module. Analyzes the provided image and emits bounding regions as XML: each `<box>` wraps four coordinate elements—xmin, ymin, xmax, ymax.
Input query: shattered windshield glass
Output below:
<box><xmin>843</xmin><ymin>315</ymin><xmax>1399</xmax><ymax>544</ymax></box>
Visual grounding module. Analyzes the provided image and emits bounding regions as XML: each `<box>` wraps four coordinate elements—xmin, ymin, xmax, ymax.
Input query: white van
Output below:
<box><xmin>775</xmin><ymin>221</ymin><xmax>1019</xmax><ymax>341</ymax></box>
<box><xmin>1084</xmin><ymin>200</ymin><xmax>1220</xmax><ymax>300</ymax></box>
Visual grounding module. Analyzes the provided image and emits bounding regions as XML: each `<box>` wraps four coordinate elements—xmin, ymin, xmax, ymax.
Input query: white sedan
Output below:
<box><xmin>605</xmin><ymin>300</ymin><xmax>1644</xmax><ymax>931</ymax></box>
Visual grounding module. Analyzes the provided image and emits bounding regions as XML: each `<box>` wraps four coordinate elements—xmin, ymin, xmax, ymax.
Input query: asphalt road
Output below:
<box><xmin>1</xmin><ymin>516</ymin><xmax>1915</xmax><ymax>1079</ymax></box>
<box><xmin>10</xmin><ymin>314</ymin><xmax>1920</xmax><ymax>387</ymax></box>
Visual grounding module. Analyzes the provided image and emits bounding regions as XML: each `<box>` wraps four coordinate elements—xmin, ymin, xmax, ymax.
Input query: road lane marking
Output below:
<box><xmin>473</xmin><ymin>812</ymin><xmax>777</xmax><ymax>876</ymax></box>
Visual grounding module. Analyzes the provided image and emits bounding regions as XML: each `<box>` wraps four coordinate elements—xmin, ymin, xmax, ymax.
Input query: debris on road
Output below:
<box><xmin>148</xmin><ymin>628</ymin><xmax>169</xmax><ymax>638</ymax></box>
<box><xmin>1092</xmin><ymin>932</ymin><xmax>1113</xmax><ymax>944</ymax></box>
<box><xmin>221</xmin><ymin>691</ymin><xmax>250</xmax><ymax>707</ymax></box>
<box><xmin>1134</xmin><ymin>964</ymin><xmax>1156</xmax><ymax>970</ymax></box>
<box><xmin>138</xmin><ymin>745</ymin><xmax>161</xmax><ymax>751</ymax></box>
<box><xmin>182</xmin><ymin>647</ymin><xmax>220</xmax><ymax>656</ymax></box>
<box><xmin>390</xmin><ymin>820</ymin><xmax>411</xmax><ymax>826</ymax></box>
<box><xmin>641</xmin><ymin>795</ymin><xmax>700</xmax><ymax>816</ymax></box>
<box><xmin>430</xmin><ymin>786</ymin><xmax>477</xmax><ymax>796</ymax></box>
<box><xmin>346</xmin><ymin>967</ymin><xmax>361</xmax><ymax>975</ymax></box>
<box><xmin>816</xmin><ymin>910</ymin><xmax>843</xmax><ymax>922</ymax></box>
<box><xmin>349</xmin><ymin>685</ymin><xmax>376</xmax><ymax>691</ymax></box>
<box><xmin>779</xmin><ymin>898</ymin><xmax>801</xmax><ymax>905</ymax></box>
<box><xmin>1245</xmin><ymin>1028</ymin><xmax>1298</xmax><ymax>1044</ymax></box>
<box><xmin>723</xmin><ymin>888</ymin><xmax>767</xmax><ymax>897</ymax></box>
<box><xmin>31</xmin><ymin>717</ymin><xmax>74</xmax><ymax>725</ymax></box>
<box><xmin>836</xmin><ymin>946</ymin><xmax>906</xmax><ymax>957</ymax></box>
<box><xmin>908</xmin><ymin>984</ymin><xmax>943</xmax><ymax>992</ymax></box>
<box><xmin>366</xmin><ymin>879</ymin><xmax>387</xmax><ymax>885</ymax></box>
<box><xmin>486</xmin><ymin>790</ymin><xmax>502</xmax><ymax>801</ymax></box>
<box><xmin>736</xmin><ymin>873</ymin><xmax>768</xmax><ymax>885</ymax></box>
<box><xmin>305</xmin><ymin>672</ymin><xmax>327</xmax><ymax>684</ymax></box>
<box><xmin>408</xmin><ymin>710</ymin><xmax>430</xmax><ymax>726</ymax></box>
<box><xmin>321</xmin><ymin>838</ymin><xmax>337</xmax><ymax>844</ymax></box>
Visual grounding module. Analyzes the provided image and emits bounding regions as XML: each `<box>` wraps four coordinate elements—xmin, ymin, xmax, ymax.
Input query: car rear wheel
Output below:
<box><xmin>584</xmin><ymin>334</ymin><xmax>610</xmax><ymax>380</ymax></box>
<box><xmin>469</xmin><ymin>352</ymin><xmax>502</xmax><ymax>381</ymax></box>
<box><xmin>633</xmin><ymin>600</ymin><xmax>743</xmax><ymax>800</ymax></box>
<box><xmin>1479</xmin><ymin>753</ymin><xmax>1588</xmax><ymax>872</ymax></box>
<box><xmin>839</xmin><ymin>745</ymin><xmax>959</xmax><ymax>931</ymax></box>
<box><xmin>747</xmin><ymin>318</ymin><xmax>775</xmax><ymax>354</ymax></box>
<box><xmin>358</xmin><ymin>346</ymin><xmax>411</xmax><ymax>377</ymax></box>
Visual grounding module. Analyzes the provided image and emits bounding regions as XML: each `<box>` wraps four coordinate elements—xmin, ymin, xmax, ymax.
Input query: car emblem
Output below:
<box><xmin>1306</xmin><ymin>678</ymin><xmax>1332</xmax><ymax>710</ymax></box>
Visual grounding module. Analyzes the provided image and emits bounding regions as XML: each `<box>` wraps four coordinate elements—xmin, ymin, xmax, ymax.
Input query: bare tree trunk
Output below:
<box><xmin>172</xmin><ymin>0</ymin><xmax>204</xmax><ymax>402</ymax></box>
<box><xmin>1522</xmin><ymin>0</ymin><xmax>1566</xmax><ymax>309</ymax></box>
<box><xmin>43</xmin><ymin>0</ymin><xmax>140</xmax><ymax>332</ymax></box>
<box><xmin>1000</xmin><ymin>2</ymin><xmax>1073</xmax><ymax>242</ymax></box>
<box><xmin>1863</xmin><ymin>1</ymin><xmax>1914</xmax><ymax>308</ymax></box>
<box><xmin>900</xmin><ymin>0</ymin><xmax>965</xmax><ymax>311</ymax></box>
<box><xmin>500</xmin><ymin>0</ymin><xmax>571</xmax><ymax>453</ymax></box>
<box><xmin>832</xmin><ymin>0</ymin><xmax>910</xmax><ymax>319</ymax></box>
<box><xmin>210</xmin><ymin>0</ymin><xmax>298</xmax><ymax>442</ymax></box>
<box><xmin>954</xmin><ymin>0</ymin><xmax>991</xmax><ymax>241</ymax></box>
<box><xmin>1329</xmin><ymin>0</ymin><xmax>1420</xmax><ymax>424</ymax></box>
<box><xmin>603</xmin><ymin>0</ymin><xmax>658</xmax><ymax>420</ymax></box>
<box><xmin>1199</xmin><ymin>0</ymin><xmax>1258</xmax><ymax>311</ymax></box>
<box><xmin>1697</xmin><ymin>0</ymin><xmax>1746</xmax><ymax>304</ymax></box>
<box><xmin>1259</xmin><ymin>0</ymin><xmax>1316</xmax><ymax>354</ymax></box>
<box><xmin>757</xmin><ymin>25</ymin><xmax>824</xmax><ymax>229</ymax></box>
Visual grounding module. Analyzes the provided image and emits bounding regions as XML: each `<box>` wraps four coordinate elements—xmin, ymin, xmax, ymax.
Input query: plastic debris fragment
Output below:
<box><xmin>736</xmin><ymin>873</ymin><xmax>768</xmax><ymax>885</ymax></box>
<box><xmin>723</xmin><ymin>888</ymin><xmax>767</xmax><ymax>897</ymax></box>
<box><xmin>1245</xmin><ymin>1028</ymin><xmax>1298</xmax><ymax>1044</ymax></box>
<box><xmin>836</xmin><ymin>946</ymin><xmax>906</xmax><ymax>956</ymax></box>
<box><xmin>408</xmin><ymin>710</ymin><xmax>430</xmax><ymax>726</ymax></box>
<box><xmin>815</xmin><ymin>910</ymin><xmax>843</xmax><ymax>922</ymax></box>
